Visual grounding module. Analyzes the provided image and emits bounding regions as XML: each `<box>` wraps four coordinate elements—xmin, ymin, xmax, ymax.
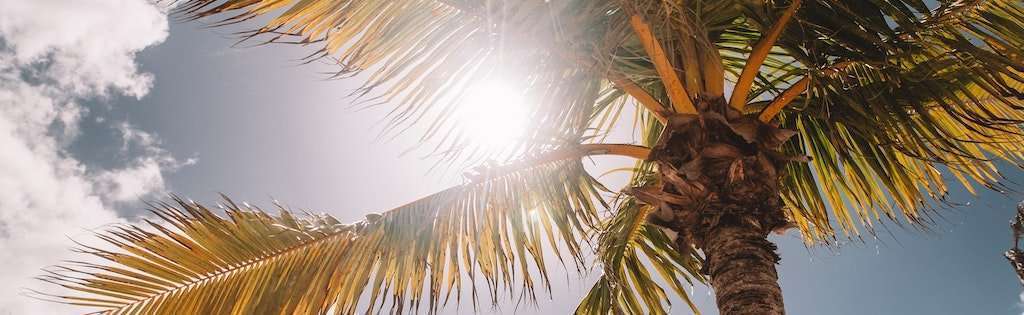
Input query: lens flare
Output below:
<box><xmin>455</xmin><ymin>79</ymin><xmax>528</xmax><ymax>154</ymax></box>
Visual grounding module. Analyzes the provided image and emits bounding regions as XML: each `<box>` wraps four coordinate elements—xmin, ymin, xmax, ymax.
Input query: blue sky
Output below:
<box><xmin>0</xmin><ymin>1</ymin><xmax>1022</xmax><ymax>314</ymax></box>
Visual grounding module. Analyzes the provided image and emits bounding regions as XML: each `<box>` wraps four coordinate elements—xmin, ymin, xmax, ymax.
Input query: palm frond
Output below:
<box><xmin>167</xmin><ymin>0</ymin><xmax>628</xmax><ymax>164</ymax></box>
<box><xmin>625</xmin><ymin>11</ymin><xmax>696</xmax><ymax>114</ymax></box>
<box><xmin>576</xmin><ymin>197</ymin><xmax>704</xmax><ymax>315</ymax></box>
<box><xmin>781</xmin><ymin>76</ymin><xmax>1024</xmax><ymax>241</ymax></box>
<box><xmin>711</xmin><ymin>0</ymin><xmax>1024</xmax><ymax>241</ymax></box>
<box><xmin>576</xmin><ymin>138</ymin><xmax>702</xmax><ymax>314</ymax></box>
<box><xmin>37</xmin><ymin>144</ymin><xmax>656</xmax><ymax>314</ymax></box>
<box><xmin>42</xmin><ymin>0</ymin><xmax>1024</xmax><ymax>313</ymax></box>
<box><xmin>729</xmin><ymin>0</ymin><xmax>802</xmax><ymax>110</ymax></box>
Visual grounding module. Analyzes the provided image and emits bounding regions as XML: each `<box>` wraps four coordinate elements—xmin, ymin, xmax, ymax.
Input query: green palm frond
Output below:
<box><xmin>706</xmin><ymin>0</ymin><xmax>1024</xmax><ymax>241</ymax></box>
<box><xmin>36</xmin><ymin>145</ymin><xmax>637</xmax><ymax>314</ymax></box>
<box><xmin>724</xmin><ymin>0</ymin><xmax>1023</xmax><ymax>105</ymax></box>
<box><xmin>780</xmin><ymin>75</ymin><xmax>1024</xmax><ymax>241</ymax></box>
<box><xmin>576</xmin><ymin>197</ymin><xmax>704</xmax><ymax>315</ymax></box>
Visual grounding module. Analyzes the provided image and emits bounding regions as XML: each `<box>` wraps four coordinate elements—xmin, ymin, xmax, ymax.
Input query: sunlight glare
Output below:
<box><xmin>455</xmin><ymin>79</ymin><xmax>528</xmax><ymax>154</ymax></box>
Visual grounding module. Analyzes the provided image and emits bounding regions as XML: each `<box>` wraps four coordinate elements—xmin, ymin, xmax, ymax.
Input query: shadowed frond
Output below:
<box><xmin>576</xmin><ymin>197</ymin><xmax>704</xmax><ymax>315</ymax></box>
<box><xmin>781</xmin><ymin>75</ymin><xmax>1024</xmax><ymax>241</ymax></box>
<box><xmin>37</xmin><ymin>144</ymin><xmax>651</xmax><ymax>314</ymax></box>
<box><xmin>718</xmin><ymin>0</ymin><xmax>1024</xmax><ymax>242</ymax></box>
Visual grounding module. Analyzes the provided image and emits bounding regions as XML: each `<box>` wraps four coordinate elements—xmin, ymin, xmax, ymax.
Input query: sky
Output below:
<box><xmin>0</xmin><ymin>1</ymin><xmax>1022</xmax><ymax>314</ymax></box>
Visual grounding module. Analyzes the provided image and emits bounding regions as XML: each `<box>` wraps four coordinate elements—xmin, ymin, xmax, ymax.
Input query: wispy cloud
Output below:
<box><xmin>0</xmin><ymin>0</ymin><xmax>183</xmax><ymax>312</ymax></box>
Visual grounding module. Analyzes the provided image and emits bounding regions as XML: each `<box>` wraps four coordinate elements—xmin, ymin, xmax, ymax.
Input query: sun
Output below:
<box><xmin>454</xmin><ymin>79</ymin><xmax>529</xmax><ymax>154</ymax></box>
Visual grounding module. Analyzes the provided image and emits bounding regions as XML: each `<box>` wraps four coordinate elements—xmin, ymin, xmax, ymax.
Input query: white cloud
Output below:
<box><xmin>0</xmin><ymin>0</ymin><xmax>167</xmax><ymax>97</ymax></box>
<box><xmin>0</xmin><ymin>0</ymin><xmax>178</xmax><ymax>313</ymax></box>
<box><xmin>96</xmin><ymin>123</ymin><xmax>197</xmax><ymax>204</ymax></box>
<box><xmin>93</xmin><ymin>157</ymin><xmax>168</xmax><ymax>203</ymax></box>
<box><xmin>1019</xmin><ymin>291</ymin><xmax>1023</xmax><ymax>315</ymax></box>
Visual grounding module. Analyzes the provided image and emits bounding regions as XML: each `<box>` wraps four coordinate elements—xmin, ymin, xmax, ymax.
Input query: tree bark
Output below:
<box><xmin>703</xmin><ymin>216</ymin><xmax>784</xmax><ymax>315</ymax></box>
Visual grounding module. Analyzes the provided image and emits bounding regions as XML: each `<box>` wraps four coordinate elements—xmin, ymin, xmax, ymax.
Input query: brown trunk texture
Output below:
<box><xmin>704</xmin><ymin>217</ymin><xmax>784</xmax><ymax>315</ymax></box>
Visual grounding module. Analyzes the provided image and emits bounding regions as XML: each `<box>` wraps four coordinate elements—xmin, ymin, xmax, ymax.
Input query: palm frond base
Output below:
<box><xmin>629</xmin><ymin>97</ymin><xmax>799</xmax><ymax>313</ymax></box>
<box><xmin>635</xmin><ymin>98</ymin><xmax>797</xmax><ymax>248</ymax></box>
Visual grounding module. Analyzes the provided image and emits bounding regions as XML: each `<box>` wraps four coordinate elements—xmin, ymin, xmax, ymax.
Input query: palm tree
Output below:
<box><xmin>1007</xmin><ymin>201</ymin><xmax>1024</xmax><ymax>287</ymax></box>
<box><xmin>35</xmin><ymin>0</ymin><xmax>1024</xmax><ymax>314</ymax></box>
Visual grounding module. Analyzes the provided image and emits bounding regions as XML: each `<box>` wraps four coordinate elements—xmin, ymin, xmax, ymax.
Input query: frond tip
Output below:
<box><xmin>39</xmin><ymin>199</ymin><xmax>359</xmax><ymax>314</ymax></box>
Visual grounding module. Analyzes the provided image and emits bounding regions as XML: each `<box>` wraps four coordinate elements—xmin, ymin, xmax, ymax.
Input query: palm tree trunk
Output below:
<box><xmin>703</xmin><ymin>216</ymin><xmax>784</xmax><ymax>315</ymax></box>
<box><xmin>644</xmin><ymin>99</ymin><xmax>797</xmax><ymax>314</ymax></box>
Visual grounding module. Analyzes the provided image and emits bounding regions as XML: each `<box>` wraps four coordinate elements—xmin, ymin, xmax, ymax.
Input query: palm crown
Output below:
<box><xmin>36</xmin><ymin>0</ymin><xmax>1024</xmax><ymax>314</ymax></box>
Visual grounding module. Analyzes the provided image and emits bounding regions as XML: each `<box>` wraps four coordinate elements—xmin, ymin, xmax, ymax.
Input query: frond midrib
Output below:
<box><xmin>94</xmin><ymin>143</ymin><xmax>646</xmax><ymax>312</ymax></box>
<box><xmin>105</xmin><ymin>229</ymin><xmax>352</xmax><ymax>312</ymax></box>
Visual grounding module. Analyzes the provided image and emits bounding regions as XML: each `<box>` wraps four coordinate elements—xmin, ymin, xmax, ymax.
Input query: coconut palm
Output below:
<box><xmin>1007</xmin><ymin>201</ymin><xmax>1024</xmax><ymax>286</ymax></box>
<box><xmin>35</xmin><ymin>0</ymin><xmax>1024</xmax><ymax>314</ymax></box>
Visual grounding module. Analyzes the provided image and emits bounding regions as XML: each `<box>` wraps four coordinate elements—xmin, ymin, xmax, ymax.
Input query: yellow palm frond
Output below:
<box><xmin>168</xmin><ymin>0</ymin><xmax>624</xmax><ymax>163</ymax></box>
<box><xmin>35</xmin><ymin>0</ymin><xmax>1024</xmax><ymax>313</ymax></box>
<box><xmin>38</xmin><ymin>144</ymin><xmax>650</xmax><ymax>314</ymax></box>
